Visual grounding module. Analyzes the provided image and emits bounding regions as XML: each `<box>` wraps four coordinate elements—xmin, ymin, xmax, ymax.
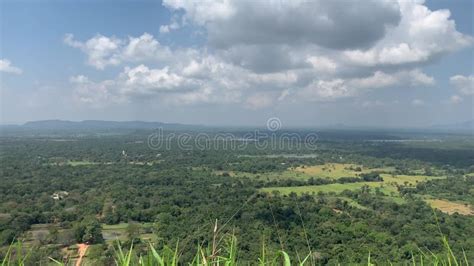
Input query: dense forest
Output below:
<box><xmin>0</xmin><ymin>128</ymin><xmax>473</xmax><ymax>264</ymax></box>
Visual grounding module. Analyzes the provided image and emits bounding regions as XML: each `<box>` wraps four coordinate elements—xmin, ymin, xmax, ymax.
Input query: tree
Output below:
<box><xmin>0</xmin><ymin>229</ymin><xmax>15</xmax><ymax>246</ymax></box>
<box><xmin>73</xmin><ymin>218</ymin><xmax>104</xmax><ymax>244</ymax></box>
<box><xmin>127</xmin><ymin>222</ymin><xmax>141</xmax><ymax>244</ymax></box>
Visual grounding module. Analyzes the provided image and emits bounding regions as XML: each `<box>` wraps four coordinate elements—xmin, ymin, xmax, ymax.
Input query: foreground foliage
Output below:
<box><xmin>1</xmin><ymin>233</ymin><xmax>470</xmax><ymax>265</ymax></box>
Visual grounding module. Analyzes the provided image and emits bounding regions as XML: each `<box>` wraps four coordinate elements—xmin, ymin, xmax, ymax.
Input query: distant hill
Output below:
<box><xmin>20</xmin><ymin>120</ymin><xmax>193</xmax><ymax>130</ymax></box>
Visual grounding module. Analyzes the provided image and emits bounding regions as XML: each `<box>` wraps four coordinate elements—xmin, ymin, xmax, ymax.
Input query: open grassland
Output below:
<box><xmin>260</xmin><ymin>183</ymin><xmax>407</xmax><ymax>205</ymax></box>
<box><xmin>260</xmin><ymin>174</ymin><xmax>444</xmax><ymax>196</ymax></box>
<box><xmin>47</xmin><ymin>160</ymin><xmax>99</xmax><ymax>166</ymax></box>
<box><xmin>22</xmin><ymin>224</ymin><xmax>74</xmax><ymax>248</ymax></box>
<box><xmin>293</xmin><ymin>163</ymin><xmax>395</xmax><ymax>179</ymax></box>
<box><xmin>425</xmin><ymin>199</ymin><xmax>474</xmax><ymax>215</ymax></box>
<box><xmin>380</xmin><ymin>174</ymin><xmax>445</xmax><ymax>186</ymax></box>
<box><xmin>261</xmin><ymin>182</ymin><xmax>393</xmax><ymax>194</ymax></box>
<box><xmin>21</xmin><ymin>222</ymin><xmax>156</xmax><ymax>247</ymax></box>
<box><xmin>260</xmin><ymin>164</ymin><xmax>446</xmax><ymax>205</ymax></box>
<box><xmin>218</xmin><ymin>163</ymin><xmax>398</xmax><ymax>181</ymax></box>
<box><xmin>102</xmin><ymin>222</ymin><xmax>156</xmax><ymax>244</ymax></box>
<box><xmin>102</xmin><ymin>223</ymin><xmax>129</xmax><ymax>242</ymax></box>
<box><xmin>216</xmin><ymin>169</ymin><xmax>310</xmax><ymax>181</ymax></box>
<box><xmin>66</xmin><ymin>160</ymin><xmax>98</xmax><ymax>166</ymax></box>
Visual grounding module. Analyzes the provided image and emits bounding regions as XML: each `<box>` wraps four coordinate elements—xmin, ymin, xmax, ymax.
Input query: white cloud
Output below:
<box><xmin>64</xmin><ymin>33</ymin><xmax>122</xmax><ymax>69</ymax></box>
<box><xmin>122</xmin><ymin>33</ymin><xmax>172</xmax><ymax>62</ymax></box>
<box><xmin>306</xmin><ymin>56</ymin><xmax>337</xmax><ymax>74</ymax></box>
<box><xmin>159</xmin><ymin>16</ymin><xmax>181</xmax><ymax>33</ymax></box>
<box><xmin>299</xmin><ymin>79</ymin><xmax>351</xmax><ymax>100</ymax></box>
<box><xmin>297</xmin><ymin>69</ymin><xmax>434</xmax><ymax>101</ymax></box>
<box><xmin>163</xmin><ymin>0</ymin><xmax>471</xmax><ymax>72</ymax></box>
<box><xmin>344</xmin><ymin>1</ymin><xmax>472</xmax><ymax>68</ymax></box>
<box><xmin>244</xmin><ymin>93</ymin><xmax>275</xmax><ymax>110</ymax></box>
<box><xmin>408</xmin><ymin>69</ymin><xmax>435</xmax><ymax>86</ymax></box>
<box><xmin>120</xmin><ymin>65</ymin><xmax>191</xmax><ymax>95</ymax></box>
<box><xmin>450</xmin><ymin>75</ymin><xmax>474</xmax><ymax>95</ymax></box>
<box><xmin>64</xmin><ymin>33</ymin><xmax>171</xmax><ymax>69</ymax></box>
<box><xmin>64</xmin><ymin>0</ymin><xmax>470</xmax><ymax>109</ymax></box>
<box><xmin>164</xmin><ymin>0</ymin><xmax>401</xmax><ymax>50</ymax></box>
<box><xmin>449</xmin><ymin>95</ymin><xmax>463</xmax><ymax>104</ymax></box>
<box><xmin>0</xmin><ymin>59</ymin><xmax>22</xmax><ymax>74</ymax></box>
<box><xmin>350</xmin><ymin>71</ymin><xmax>399</xmax><ymax>90</ymax></box>
<box><xmin>163</xmin><ymin>0</ymin><xmax>236</xmax><ymax>26</ymax></box>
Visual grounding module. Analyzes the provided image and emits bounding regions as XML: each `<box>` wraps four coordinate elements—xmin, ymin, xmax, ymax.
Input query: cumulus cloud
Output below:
<box><xmin>69</xmin><ymin>56</ymin><xmax>298</xmax><ymax>107</ymax></box>
<box><xmin>343</xmin><ymin>2</ymin><xmax>472</xmax><ymax>68</ymax></box>
<box><xmin>64</xmin><ymin>33</ymin><xmax>122</xmax><ymax>69</ymax></box>
<box><xmin>120</xmin><ymin>65</ymin><xmax>192</xmax><ymax>95</ymax></box>
<box><xmin>0</xmin><ymin>59</ymin><xmax>22</xmax><ymax>74</ymax></box>
<box><xmin>450</xmin><ymin>75</ymin><xmax>474</xmax><ymax>95</ymax></box>
<box><xmin>163</xmin><ymin>0</ymin><xmax>471</xmax><ymax>72</ymax></box>
<box><xmin>122</xmin><ymin>34</ymin><xmax>172</xmax><ymax>62</ymax></box>
<box><xmin>297</xmin><ymin>69</ymin><xmax>434</xmax><ymax>101</ymax></box>
<box><xmin>306</xmin><ymin>56</ymin><xmax>338</xmax><ymax>74</ymax></box>
<box><xmin>64</xmin><ymin>33</ymin><xmax>171</xmax><ymax>69</ymax></box>
<box><xmin>65</xmin><ymin>0</ymin><xmax>471</xmax><ymax>109</ymax></box>
<box><xmin>164</xmin><ymin>0</ymin><xmax>401</xmax><ymax>50</ymax></box>
<box><xmin>159</xmin><ymin>15</ymin><xmax>181</xmax><ymax>33</ymax></box>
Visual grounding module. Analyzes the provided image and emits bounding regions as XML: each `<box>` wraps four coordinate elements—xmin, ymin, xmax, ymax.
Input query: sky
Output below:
<box><xmin>0</xmin><ymin>0</ymin><xmax>473</xmax><ymax>127</ymax></box>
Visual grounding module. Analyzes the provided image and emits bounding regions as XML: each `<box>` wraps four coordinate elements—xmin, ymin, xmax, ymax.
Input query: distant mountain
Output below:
<box><xmin>20</xmin><ymin>120</ymin><xmax>193</xmax><ymax>130</ymax></box>
<box><xmin>431</xmin><ymin>120</ymin><xmax>474</xmax><ymax>131</ymax></box>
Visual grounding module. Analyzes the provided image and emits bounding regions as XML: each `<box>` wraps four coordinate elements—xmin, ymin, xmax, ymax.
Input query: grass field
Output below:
<box><xmin>260</xmin><ymin>182</ymin><xmax>392</xmax><ymax>194</ymax></box>
<box><xmin>216</xmin><ymin>169</ymin><xmax>311</xmax><ymax>181</ymax></box>
<box><xmin>260</xmin><ymin>174</ymin><xmax>445</xmax><ymax>195</ymax></box>
<box><xmin>219</xmin><ymin>163</ymin><xmax>397</xmax><ymax>181</ymax></box>
<box><xmin>260</xmin><ymin>163</ymin><xmax>446</xmax><ymax>205</ymax></box>
<box><xmin>425</xmin><ymin>199</ymin><xmax>474</xmax><ymax>215</ymax></box>
<box><xmin>380</xmin><ymin>174</ymin><xmax>445</xmax><ymax>186</ymax></box>
<box><xmin>102</xmin><ymin>223</ymin><xmax>129</xmax><ymax>242</ymax></box>
<box><xmin>102</xmin><ymin>222</ymin><xmax>157</xmax><ymax>243</ymax></box>
<box><xmin>21</xmin><ymin>222</ymin><xmax>157</xmax><ymax>248</ymax></box>
<box><xmin>293</xmin><ymin>163</ymin><xmax>395</xmax><ymax>179</ymax></box>
<box><xmin>47</xmin><ymin>160</ymin><xmax>99</xmax><ymax>166</ymax></box>
<box><xmin>67</xmin><ymin>160</ymin><xmax>99</xmax><ymax>166</ymax></box>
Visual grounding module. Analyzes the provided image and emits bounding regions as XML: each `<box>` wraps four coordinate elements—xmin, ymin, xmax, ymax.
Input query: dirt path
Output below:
<box><xmin>75</xmin><ymin>243</ymin><xmax>89</xmax><ymax>266</ymax></box>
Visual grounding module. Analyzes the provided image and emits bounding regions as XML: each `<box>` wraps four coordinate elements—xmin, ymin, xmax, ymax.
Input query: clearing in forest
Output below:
<box><xmin>292</xmin><ymin>163</ymin><xmax>394</xmax><ymax>179</ymax></box>
<box><xmin>260</xmin><ymin>169</ymin><xmax>446</xmax><ymax>203</ymax></box>
<box><xmin>221</xmin><ymin>163</ymin><xmax>396</xmax><ymax>181</ymax></box>
<box><xmin>260</xmin><ymin>182</ymin><xmax>396</xmax><ymax>194</ymax></box>
<box><xmin>426</xmin><ymin>199</ymin><xmax>474</xmax><ymax>215</ymax></box>
<box><xmin>380</xmin><ymin>174</ymin><xmax>445</xmax><ymax>186</ymax></box>
<box><xmin>102</xmin><ymin>223</ymin><xmax>156</xmax><ymax>244</ymax></box>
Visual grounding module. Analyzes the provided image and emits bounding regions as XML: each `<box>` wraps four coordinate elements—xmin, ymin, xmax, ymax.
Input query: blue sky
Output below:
<box><xmin>0</xmin><ymin>0</ymin><xmax>473</xmax><ymax>127</ymax></box>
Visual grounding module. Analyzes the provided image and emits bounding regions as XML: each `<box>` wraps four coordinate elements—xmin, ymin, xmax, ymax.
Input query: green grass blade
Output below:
<box><xmin>273</xmin><ymin>250</ymin><xmax>291</xmax><ymax>266</ymax></box>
